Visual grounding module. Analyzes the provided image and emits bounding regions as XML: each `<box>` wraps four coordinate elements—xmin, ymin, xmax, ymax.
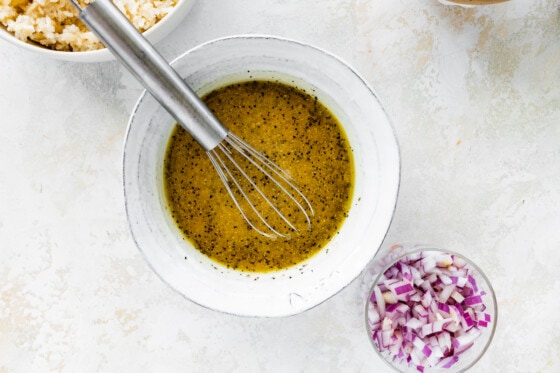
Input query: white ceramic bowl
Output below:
<box><xmin>123</xmin><ymin>35</ymin><xmax>400</xmax><ymax>317</ymax></box>
<box><xmin>0</xmin><ymin>0</ymin><xmax>196</xmax><ymax>62</ymax></box>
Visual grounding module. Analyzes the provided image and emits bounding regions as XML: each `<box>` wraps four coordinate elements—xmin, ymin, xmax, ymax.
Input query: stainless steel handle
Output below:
<box><xmin>73</xmin><ymin>0</ymin><xmax>228</xmax><ymax>151</ymax></box>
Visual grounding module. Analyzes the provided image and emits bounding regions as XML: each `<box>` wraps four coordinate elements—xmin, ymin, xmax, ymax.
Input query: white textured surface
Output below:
<box><xmin>1</xmin><ymin>0</ymin><xmax>559</xmax><ymax>372</ymax></box>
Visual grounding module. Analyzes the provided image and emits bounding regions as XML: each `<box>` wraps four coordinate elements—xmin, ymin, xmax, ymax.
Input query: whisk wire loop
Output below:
<box><xmin>207</xmin><ymin>133</ymin><xmax>314</xmax><ymax>239</ymax></box>
<box><xmin>208</xmin><ymin>151</ymin><xmax>282</xmax><ymax>239</ymax></box>
<box><xmin>226</xmin><ymin>134</ymin><xmax>315</xmax><ymax>221</ymax></box>
<box><xmin>218</xmin><ymin>143</ymin><xmax>298</xmax><ymax>232</ymax></box>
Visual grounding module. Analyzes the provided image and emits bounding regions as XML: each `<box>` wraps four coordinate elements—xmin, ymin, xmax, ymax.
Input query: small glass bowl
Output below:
<box><xmin>365</xmin><ymin>244</ymin><xmax>497</xmax><ymax>372</ymax></box>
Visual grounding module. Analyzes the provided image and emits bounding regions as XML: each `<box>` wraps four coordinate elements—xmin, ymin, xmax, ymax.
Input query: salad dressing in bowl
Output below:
<box><xmin>163</xmin><ymin>79</ymin><xmax>354</xmax><ymax>272</ymax></box>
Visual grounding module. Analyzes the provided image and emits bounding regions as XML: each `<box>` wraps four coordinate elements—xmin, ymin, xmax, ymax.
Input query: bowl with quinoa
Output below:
<box><xmin>0</xmin><ymin>0</ymin><xmax>196</xmax><ymax>62</ymax></box>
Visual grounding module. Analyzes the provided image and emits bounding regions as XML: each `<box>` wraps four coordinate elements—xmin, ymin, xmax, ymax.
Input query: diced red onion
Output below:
<box><xmin>367</xmin><ymin>250</ymin><xmax>492</xmax><ymax>370</ymax></box>
<box><xmin>382</xmin><ymin>291</ymin><xmax>398</xmax><ymax>304</ymax></box>
<box><xmin>437</xmin><ymin>302</ymin><xmax>450</xmax><ymax>316</ymax></box>
<box><xmin>438</xmin><ymin>284</ymin><xmax>456</xmax><ymax>304</ymax></box>
<box><xmin>439</xmin><ymin>274</ymin><xmax>452</xmax><ymax>286</ymax></box>
<box><xmin>437</xmin><ymin>355</ymin><xmax>459</xmax><ymax>368</ymax></box>
<box><xmin>393</xmin><ymin>282</ymin><xmax>415</xmax><ymax>295</ymax></box>
<box><xmin>450</xmin><ymin>290</ymin><xmax>465</xmax><ymax>303</ymax></box>
<box><xmin>464</xmin><ymin>295</ymin><xmax>483</xmax><ymax>306</ymax></box>
<box><xmin>465</xmin><ymin>275</ymin><xmax>479</xmax><ymax>296</ymax></box>
<box><xmin>374</xmin><ymin>285</ymin><xmax>385</xmax><ymax>318</ymax></box>
<box><xmin>476</xmin><ymin>311</ymin><xmax>491</xmax><ymax>323</ymax></box>
<box><xmin>405</xmin><ymin>317</ymin><xmax>423</xmax><ymax>330</ymax></box>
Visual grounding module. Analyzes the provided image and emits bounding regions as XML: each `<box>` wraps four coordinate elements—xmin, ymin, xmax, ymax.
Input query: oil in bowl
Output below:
<box><xmin>163</xmin><ymin>80</ymin><xmax>354</xmax><ymax>272</ymax></box>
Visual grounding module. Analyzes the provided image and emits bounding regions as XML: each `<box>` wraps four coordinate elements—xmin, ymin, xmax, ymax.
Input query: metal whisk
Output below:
<box><xmin>71</xmin><ymin>0</ymin><xmax>313</xmax><ymax>238</ymax></box>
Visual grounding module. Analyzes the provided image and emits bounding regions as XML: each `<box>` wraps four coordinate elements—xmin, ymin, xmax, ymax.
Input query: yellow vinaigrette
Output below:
<box><xmin>164</xmin><ymin>80</ymin><xmax>354</xmax><ymax>272</ymax></box>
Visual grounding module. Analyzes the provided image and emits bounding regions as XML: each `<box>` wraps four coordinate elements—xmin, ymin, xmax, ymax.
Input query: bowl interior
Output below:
<box><xmin>123</xmin><ymin>35</ymin><xmax>400</xmax><ymax>317</ymax></box>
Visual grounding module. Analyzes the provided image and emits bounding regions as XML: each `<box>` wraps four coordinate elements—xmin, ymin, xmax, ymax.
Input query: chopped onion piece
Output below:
<box><xmin>464</xmin><ymin>295</ymin><xmax>483</xmax><ymax>306</ymax></box>
<box><xmin>406</xmin><ymin>317</ymin><xmax>424</xmax><ymax>330</ymax></box>
<box><xmin>383</xmin><ymin>291</ymin><xmax>398</xmax><ymax>304</ymax></box>
<box><xmin>450</xmin><ymin>290</ymin><xmax>465</xmax><ymax>303</ymax></box>
<box><xmin>437</xmin><ymin>355</ymin><xmax>459</xmax><ymax>368</ymax></box>
<box><xmin>367</xmin><ymin>250</ymin><xmax>493</xmax><ymax>370</ymax></box>
<box><xmin>438</xmin><ymin>284</ymin><xmax>456</xmax><ymax>304</ymax></box>
<box><xmin>374</xmin><ymin>285</ymin><xmax>385</xmax><ymax>318</ymax></box>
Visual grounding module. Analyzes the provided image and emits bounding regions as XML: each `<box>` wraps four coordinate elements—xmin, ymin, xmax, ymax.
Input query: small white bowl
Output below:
<box><xmin>123</xmin><ymin>35</ymin><xmax>400</xmax><ymax>317</ymax></box>
<box><xmin>0</xmin><ymin>0</ymin><xmax>196</xmax><ymax>62</ymax></box>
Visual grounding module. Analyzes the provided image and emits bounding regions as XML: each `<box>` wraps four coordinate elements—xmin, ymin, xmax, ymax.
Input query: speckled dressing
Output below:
<box><xmin>164</xmin><ymin>80</ymin><xmax>354</xmax><ymax>272</ymax></box>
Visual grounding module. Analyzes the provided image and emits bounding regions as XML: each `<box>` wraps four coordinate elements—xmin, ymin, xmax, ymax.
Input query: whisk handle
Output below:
<box><xmin>74</xmin><ymin>0</ymin><xmax>228</xmax><ymax>151</ymax></box>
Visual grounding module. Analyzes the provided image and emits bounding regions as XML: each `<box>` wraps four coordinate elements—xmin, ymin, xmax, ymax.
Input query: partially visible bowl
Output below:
<box><xmin>123</xmin><ymin>35</ymin><xmax>400</xmax><ymax>317</ymax></box>
<box><xmin>439</xmin><ymin>0</ymin><xmax>509</xmax><ymax>6</ymax></box>
<box><xmin>0</xmin><ymin>0</ymin><xmax>196</xmax><ymax>62</ymax></box>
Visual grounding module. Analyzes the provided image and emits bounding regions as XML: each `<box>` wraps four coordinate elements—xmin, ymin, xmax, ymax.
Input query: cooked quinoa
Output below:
<box><xmin>0</xmin><ymin>0</ymin><xmax>177</xmax><ymax>51</ymax></box>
